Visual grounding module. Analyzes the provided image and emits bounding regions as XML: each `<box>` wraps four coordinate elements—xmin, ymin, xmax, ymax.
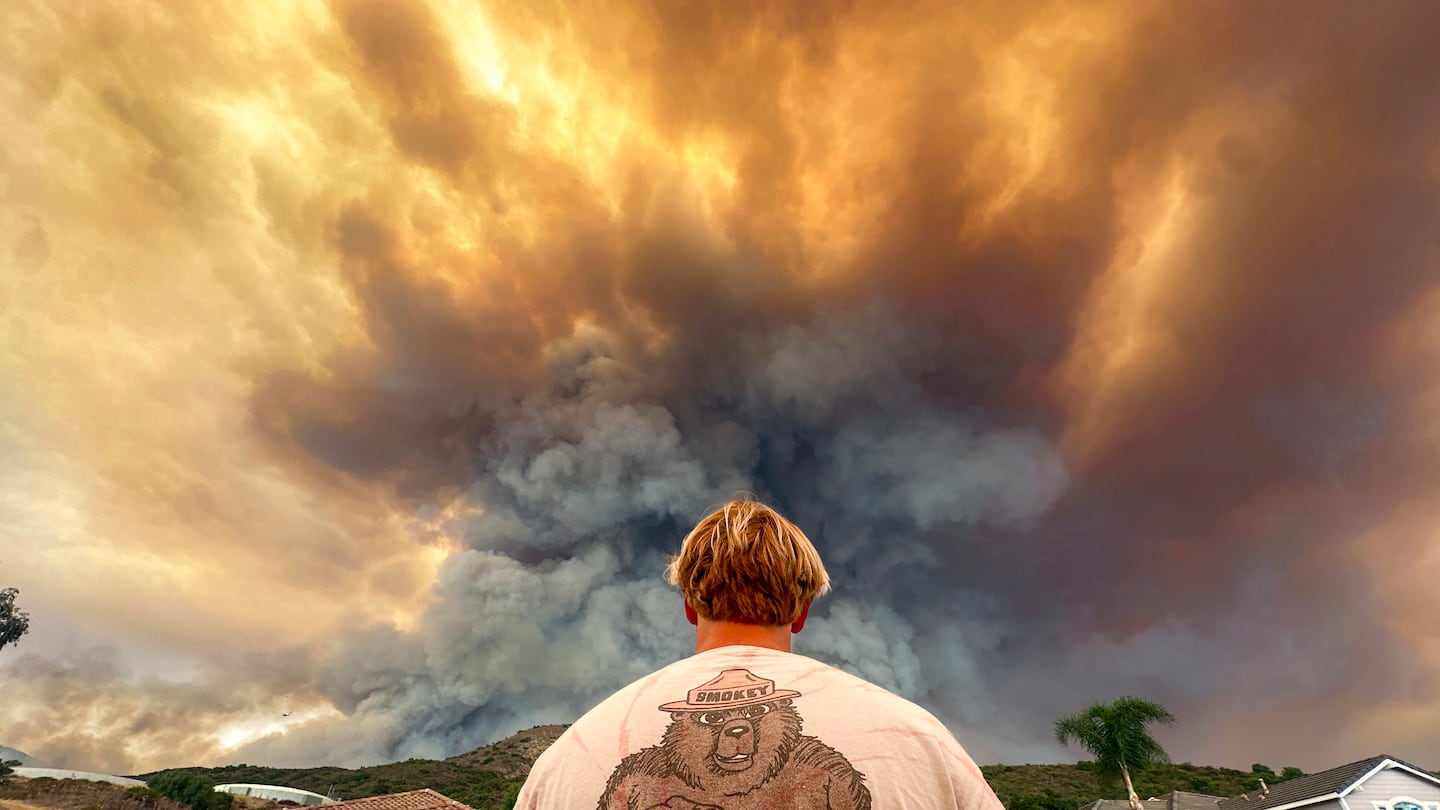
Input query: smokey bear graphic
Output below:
<box><xmin>600</xmin><ymin>669</ymin><xmax>871</xmax><ymax>810</ymax></box>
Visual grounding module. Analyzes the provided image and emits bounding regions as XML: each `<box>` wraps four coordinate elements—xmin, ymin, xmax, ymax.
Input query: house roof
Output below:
<box><xmin>1216</xmin><ymin>756</ymin><xmax>1440</xmax><ymax>810</ymax></box>
<box><xmin>321</xmin><ymin>789</ymin><xmax>475</xmax><ymax>810</ymax></box>
<box><xmin>1082</xmin><ymin>790</ymin><xmax>1222</xmax><ymax>810</ymax></box>
<box><xmin>1170</xmin><ymin>790</ymin><xmax>1227</xmax><ymax>810</ymax></box>
<box><xmin>1078</xmin><ymin>796</ymin><xmax>1168</xmax><ymax>810</ymax></box>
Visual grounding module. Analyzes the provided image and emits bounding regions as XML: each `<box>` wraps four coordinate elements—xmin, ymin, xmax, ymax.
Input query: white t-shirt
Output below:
<box><xmin>515</xmin><ymin>644</ymin><xmax>1003</xmax><ymax>810</ymax></box>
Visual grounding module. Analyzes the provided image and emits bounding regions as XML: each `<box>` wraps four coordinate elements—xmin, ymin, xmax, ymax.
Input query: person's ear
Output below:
<box><xmin>684</xmin><ymin>600</ymin><xmax>699</xmax><ymax>626</ymax></box>
<box><xmin>790</xmin><ymin>602</ymin><xmax>810</xmax><ymax>634</ymax></box>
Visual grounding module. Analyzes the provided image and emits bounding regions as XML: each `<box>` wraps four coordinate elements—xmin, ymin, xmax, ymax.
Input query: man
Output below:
<box><xmin>516</xmin><ymin>498</ymin><xmax>1003</xmax><ymax>810</ymax></box>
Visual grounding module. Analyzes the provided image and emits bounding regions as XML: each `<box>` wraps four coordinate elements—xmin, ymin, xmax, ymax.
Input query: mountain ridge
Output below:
<box><xmin>139</xmin><ymin>723</ymin><xmax>1317</xmax><ymax>810</ymax></box>
<box><xmin>0</xmin><ymin>748</ymin><xmax>36</xmax><ymax>767</ymax></box>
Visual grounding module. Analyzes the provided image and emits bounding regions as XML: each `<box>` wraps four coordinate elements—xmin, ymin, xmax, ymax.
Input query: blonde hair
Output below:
<box><xmin>666</xmin><ymin>498</ymin><xmax>831</xmax><ymax>625</ymax></box>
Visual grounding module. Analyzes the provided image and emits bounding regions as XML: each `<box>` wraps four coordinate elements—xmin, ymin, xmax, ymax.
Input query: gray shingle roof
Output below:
<box><xmin>1216</xmin><ymin>755</ymin><xmax>1440</xmax><ymax>810</ymax></box>
<box><xmin>1081</xmin><ymin>791</ymin><xmax>1222</xmax><ymax>810</ymax></box>
<box><xmin>1078</xmin><ymin>797</ymin><xmax>1170</xmax><ymax>810</ymax></box>
<box><xmin>1169</xmin><ymin>790</ymin><xmax>1225</xmax><ymax>810</ymax></box>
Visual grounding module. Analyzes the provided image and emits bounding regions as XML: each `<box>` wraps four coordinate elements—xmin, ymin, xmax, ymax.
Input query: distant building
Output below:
<box><xmin>10</xmin><ymin>767</ymin><xmax>147</xmax><ymax>787</ymax></box>
<box><xmin>215</xmin><ymin>784</ymin><xmax>334</xmax><ymax>805</ymax></box>
<box><xmin>1216</xmin><ymin>755</ymin><xmax>1440</xmax><ymax>810</ymax></box>
<box><xmin>315</xmin><ymin>788</ymin><xmax>475</xmax><ymax>810</ymax></box>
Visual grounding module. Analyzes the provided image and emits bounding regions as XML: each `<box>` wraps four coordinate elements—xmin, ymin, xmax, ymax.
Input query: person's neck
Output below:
<box><xmin>694</xmin><ymin>617</ymin><xmax>793</xmax><ymax>654</ymax></box>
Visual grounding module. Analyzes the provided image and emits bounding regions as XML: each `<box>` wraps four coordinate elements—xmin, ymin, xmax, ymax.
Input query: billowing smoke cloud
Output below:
<box><xmin>2</xmin><ymin>0</ymin><xmax>1439</xmax><ymax>775</ymax></box>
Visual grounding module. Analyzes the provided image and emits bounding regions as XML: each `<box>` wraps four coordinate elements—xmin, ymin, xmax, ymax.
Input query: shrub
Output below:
<box><xmin>127</xmin><ymin>786</ymin><xmax>165</xmax><ymax>803</ymax></box>
<box><xmin>1008</xmin><ymin>791</ymin><xmax>1078</xmax><ymax>810</ymax></box>
<box><xmin>1281</xmin><ymin>767</ymin><xmax>1304</xmax><ymax>781</ymax></box>
<box><xmin>1252</xmin><ymin>764</ymin><xmax>1276</xmax><ymax>776</ymax></box>
<box><xmin>146</xmin><ymin>772</ymin><xmax>233</xmax><ymax>810</ymax></box>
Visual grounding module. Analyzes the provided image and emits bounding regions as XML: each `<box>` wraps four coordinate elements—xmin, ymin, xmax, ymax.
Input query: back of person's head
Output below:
<box><xmin>666</xmin><ymin>498</ymin><xmax>831</xmax><ymax>625</ymax></box>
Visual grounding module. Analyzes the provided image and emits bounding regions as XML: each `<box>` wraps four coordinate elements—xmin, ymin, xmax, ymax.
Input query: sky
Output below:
<box><xmin>2</xmin><ymin>0</ymin><xmax>1439</xmax><ymax>777</ymax></box>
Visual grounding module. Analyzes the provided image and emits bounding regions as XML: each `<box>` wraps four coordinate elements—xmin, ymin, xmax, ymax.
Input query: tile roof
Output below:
<box><xmin>321</xmin><ymin>789</ymin><xmax>474</xmax><ymax>810</ymax></box>
<box><xmin>1216</xmin><ymin>755</ymin><xmax>1440</xmax><ymax>810</ymax></box>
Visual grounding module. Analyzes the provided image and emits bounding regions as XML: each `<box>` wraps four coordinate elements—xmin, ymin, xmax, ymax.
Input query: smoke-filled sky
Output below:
<box><xmin>3</xmin><ymin>0</ymin><xmax>1440</xmax><ymax>776</ymax></box>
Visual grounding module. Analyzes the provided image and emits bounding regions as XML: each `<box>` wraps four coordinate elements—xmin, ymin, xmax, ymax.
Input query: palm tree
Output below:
<box><xmin>1055</xmin><ymin>697</ymin><xmax>1175</xmax><ymax>810</ymax></box>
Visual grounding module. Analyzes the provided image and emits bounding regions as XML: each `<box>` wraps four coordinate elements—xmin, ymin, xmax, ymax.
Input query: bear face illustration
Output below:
<box><xmin>659</xmin><ymin>698</ymin><xmax>803</xmax><ymax>786</ymax></box>
<box><xmin>600</xmin><ymin>669</ymin><xmax>871</xmax><ymax>810</ymax></box>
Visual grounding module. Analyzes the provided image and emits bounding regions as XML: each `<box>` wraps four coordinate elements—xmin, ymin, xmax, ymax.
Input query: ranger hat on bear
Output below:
<box><xmin>659</xmin><ymin>668</ymin><xmax>803</xmax><ymax>712</ymax></box>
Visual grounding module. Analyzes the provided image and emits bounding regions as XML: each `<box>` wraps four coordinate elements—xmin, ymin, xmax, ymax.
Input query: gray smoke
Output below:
<box><xmin>236</xmin><ymin>295</ymin><xmax>1069</xmax><ymax>765</ymax></box>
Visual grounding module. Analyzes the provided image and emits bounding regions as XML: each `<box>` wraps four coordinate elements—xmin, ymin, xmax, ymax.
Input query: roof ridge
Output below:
<box><xmin>320</xmin><ymin>788</ymin><xmax>475</xmax><ymax>810</ymax></box>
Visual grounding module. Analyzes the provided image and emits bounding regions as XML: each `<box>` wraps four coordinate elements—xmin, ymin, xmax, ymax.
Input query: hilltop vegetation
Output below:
<box><xmin>141</xmin><ymin>724</ymin><xmax>1313</xmax><ymax>810</ymax></box>
<box><xmin>142</xmin><ymin>726</ymin><xmax>568</xmax><ymax>810</ymax></box>
<box><xmin>984</xmin><ymin>760</ymin><xmax>1301</xmax><ymax>810</ymax></box>
<box><xmin>0</xmin><ymin>778</ymin><xmax>187</xmax><ymax>810</ymax></box>
<box><xmin>146</xmin><ymin>761</ymin><xmax>520</xmax><ymax>810</ymax></box>
<box><xmin>445</xmin><ymin>726</ymin><xmax>568</xmax><ymax>779</ymax></box>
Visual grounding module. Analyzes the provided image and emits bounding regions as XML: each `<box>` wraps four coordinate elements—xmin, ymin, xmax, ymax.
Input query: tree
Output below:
<box><xmin>1055</xmin><ymin>697</ymin><xmax>1176</xmax><ymax>810</ymax></box>
<box><xmin>0</xmin><ymin>588</ymin><xmax>29</xmax><ymax>652</ymax></box>
<box><xmin>0</xmin><ymin>759</ymin><xmax>20</xmax><ymax>782</ymax></box>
